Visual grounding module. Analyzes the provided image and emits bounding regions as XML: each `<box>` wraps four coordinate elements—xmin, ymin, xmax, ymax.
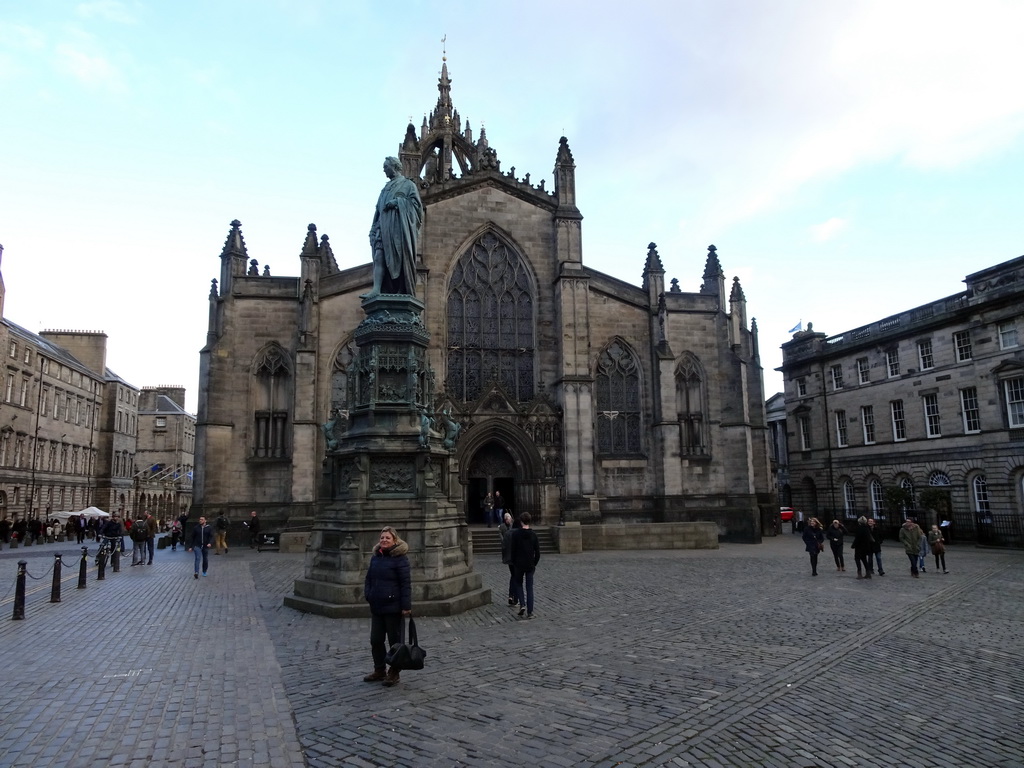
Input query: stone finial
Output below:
<box><xmin>248</xmin><ymin>259</ymin><xmax>259</xmax><ymax>276</ymax></box>
<box><xmin>300</xmin><ymin>223</ymin><xmax>318</xmax><ymax>259</ymax></box>
<box><xmin>730</xmin><ymin>276</ymin><xmax>745</xmax><ymax>302</ymax></box>
<box><xmin>700</xmin><ymin>244</ymin><xmax>725</xmax><ymax>295</ymax></box>
<box><xmin>209</xmin><ymin>278</ymin><xmax>218</xmax><ymax>299</ymax></box>
<box><xmin>644</xmin><ymin>242</ymin><xmax>664</xmax><ymax>273</ymax></box>
<box><xmin>670</xmin><ymin>278</ymin><xmax>681</xmax><ymax>293</ymax></box>
<box><xmin>220</xmin><ymin>219</ymin><xmax>248</xmax><ymax>259</ymax></box>
<box><xmin>319</xmin><ymin>234</ymin><xmax>339</xmax><ymax>273</ymax></box>
<box><xmin>263</xmin><ymin>265</ymin><xmax>271</xmax><ymax>277</ymax></box>
<box><xmin>556</xmin><ymin>136</ymin><xmax>575</xmax><ymax>165</ymax></box>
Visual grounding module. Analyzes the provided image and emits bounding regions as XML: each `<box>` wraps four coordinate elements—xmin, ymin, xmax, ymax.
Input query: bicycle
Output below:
<box><xmin>95</xmin><ymin>535</ymin><xmax>121</xmax><ymax>566</ymax></box>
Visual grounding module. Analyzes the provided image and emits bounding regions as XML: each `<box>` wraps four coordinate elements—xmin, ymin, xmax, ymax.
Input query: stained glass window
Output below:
<box><xmin>446</xmin><ymin>233</ymin><xmax>535</xmax><ymax>402</ymax></box>
<box><xmin>595</xmin><ymin>341</ymin><xmax>643</xmax><ymax>455</ymax></box>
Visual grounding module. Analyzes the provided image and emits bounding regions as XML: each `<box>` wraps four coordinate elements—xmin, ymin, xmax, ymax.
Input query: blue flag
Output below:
<box><xmin>788</xmin><ymin>320</ymin><xmax>803</xmax><ymax>333</ymax></box>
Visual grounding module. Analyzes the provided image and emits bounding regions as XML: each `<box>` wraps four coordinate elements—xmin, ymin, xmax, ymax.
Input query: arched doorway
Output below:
<box><xmin>466</xmin><ymin>441</ymin><xmax>517</xmax><ymax>525</ymax></box>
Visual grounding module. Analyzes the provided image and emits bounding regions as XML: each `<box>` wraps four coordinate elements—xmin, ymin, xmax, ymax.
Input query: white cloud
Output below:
<box><xmin>76</xmin><ymin>1</ymin><xmax>139</xmax><ymax>25</ymax></box>
<box><xmin>810</xmin><ymin>217</ymin><xmax>848</xmax><ymax>243</ymax></box>
<box><xmin>54</xmin><ymin>39</ymin><xmax>125</xmax><ymax>91</ymax></box>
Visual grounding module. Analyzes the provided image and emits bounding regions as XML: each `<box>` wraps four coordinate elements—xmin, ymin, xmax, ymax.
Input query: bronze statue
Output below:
<box><xmin>363</xmin><ymin>156</ymin><xmax>423</xmax><ymax>298</ymax></box>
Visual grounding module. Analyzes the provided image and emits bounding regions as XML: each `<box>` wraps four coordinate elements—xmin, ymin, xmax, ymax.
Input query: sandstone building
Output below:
<box><xmin>135</xmin><ymin>386</ymin><xmax>195</xmax><ymax>520</ymax></box>
<box><xmin>0</xmin><ymin>245</ymin><xmax>193</xmax><ymax>523</ymax></box>
<box><xmin>779</xmin><ymin>255</ymin><xmax>1024</xmax><ymax>546</ymax></box>
<box><xmin>193</xmin><ymin>61</ymin><xmax>774</xmax><ymax>542</ymax></box>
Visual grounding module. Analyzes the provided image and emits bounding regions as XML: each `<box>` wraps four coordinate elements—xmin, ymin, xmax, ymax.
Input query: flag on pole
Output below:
<box><xmin>788</xmin><ymin>320</ymin><xmax>803</xmax><ymax>333</ymax></box>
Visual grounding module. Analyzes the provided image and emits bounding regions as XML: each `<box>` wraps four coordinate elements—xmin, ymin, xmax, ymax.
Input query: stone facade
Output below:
<box><xmin>135</xmin><ymin>386</ymin><xmax>195</xmax><ymax>520</ymax></box>
<box><xmin>780</xmin><ymin>255</ymin><xmax>1024</xmax><ymax>546</ymax></box>
<box><xmin>193</xmin><ymin>60</ymin><xmax>774</xmax><ymax>543</ymax></box>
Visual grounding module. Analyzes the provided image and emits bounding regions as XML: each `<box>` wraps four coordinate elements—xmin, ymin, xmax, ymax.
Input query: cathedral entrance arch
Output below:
<box><xmin>459</xmin><ymin>419</ymin><xmax>545</xmax><ymax>524</ymax></box>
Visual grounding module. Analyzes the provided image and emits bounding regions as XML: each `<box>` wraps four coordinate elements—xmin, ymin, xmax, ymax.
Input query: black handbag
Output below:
<box><xmin>385</xmin><ymin>616</ymin><xmax>427</xmax><ymax>671</ymax></box>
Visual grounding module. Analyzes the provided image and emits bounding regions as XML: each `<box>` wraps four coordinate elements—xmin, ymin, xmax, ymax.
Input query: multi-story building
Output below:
<box><xmin>135</xmin><ymin>386</ymin><xmax>195</xmax><ymax>521</ymax></box>
<box><xmin>0</xmin><ymin>245</ymin><xmax>192</xmax><ymax>524</ymax></box>
<box><xmin>779</xmin><ymin>254</ymin><xmax>1024</xmax><ymax>546</ymax></box>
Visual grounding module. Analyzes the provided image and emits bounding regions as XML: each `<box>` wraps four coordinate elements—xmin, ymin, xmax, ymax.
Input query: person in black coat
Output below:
<box><xmin>802</xmin><ymin>517</ymin><xmax>825</xmax><ymax>576</ymax></box>
<box><xmin>852</xmin><ymin>516</ymin><xmax>875</xmax><ymax>579</ymax></box>
<box><xmin>187</xmin><ymin>516</ymin><xmax>213</xmax><ymax>579</ymax></box>
<box><xmin>825</xmin><ymin>519</ymin><xmax>847</xmax><ymax>572</ymax></box>
<box><xmin>363</xmin><ymin>526</ymin><xmax>412</xmax><ymax>687</ymax></box>
<box><xmin>498</xmin><ymin>511</ymin><xmax>519</xmax><ymax>606</ymax></box>
<box><xmin>509</xmin><ymin>512</ymin><xmax>541</xmax><ymax>618</ymax></box>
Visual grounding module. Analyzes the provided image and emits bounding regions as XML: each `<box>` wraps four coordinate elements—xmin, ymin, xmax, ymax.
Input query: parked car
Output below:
<box><xmin>779</xmin><ymin>507</ymin><xmax>795</xmax><ymax>522</ymax></box>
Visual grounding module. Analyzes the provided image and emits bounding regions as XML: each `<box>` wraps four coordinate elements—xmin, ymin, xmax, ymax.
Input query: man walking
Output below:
<box><xmin>509</xmin><ymin>511</ymin><xmax>541</xmax><ymax>619</ymax></box>
<box><xmin>245</xmin><ymin>510</ymin><xmax>260</xmax><ymax>549</ymax></box>
<box><xmin>899</xmin><ymin>517</ymin><xmax>924</xmax><ymax>578</ymax></box>
<box><xmin>867</xmin><ymin>518</ymin><xmax>885</xmax><ymax>575</ymax></box>
<box><xmin>130</xmin><ymin>514</ymin><xmax>148</xmax><ymax>566</ymax></box>
<box><xmin>188</xmin><ymin>516</ymin><xmax>213</xmax><ymax>579</ymax></box>
<box><xmin>214</xmin><ymin>512</ymin><xmax>230</xmax><ymax>555</ymax></box>
<box><xmin>144</xmin><ymin>512</ymin><xmax>158</xmax><ymax>565</ymax></box>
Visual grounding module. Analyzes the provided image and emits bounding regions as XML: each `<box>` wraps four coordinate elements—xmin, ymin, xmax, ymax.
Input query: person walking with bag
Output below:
<box><xmin>802</xmin><ymin>517</ymin><xmax>825</xmax><ymax>576</ymax></box>
<box><xmin>929</xmin><ymin>524</ymin><xmax>949</xmax><ymax>574</ymax></box>
<box><xmin>363</xmin><ymin>526</ymin><xmax>412</xmax><ymax>687</ymax></box>
<box><xmin>510</xmin><ymin>512</ymin><xmax>540</xmax><ymax>618</ymax></box>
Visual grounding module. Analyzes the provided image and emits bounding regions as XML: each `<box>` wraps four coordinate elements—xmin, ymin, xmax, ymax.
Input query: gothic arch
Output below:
<box><xmin>593</xmin><ymin>337</ymin><xmax>645</xmax><ymax>456</ymax></box>
<box><xmin>250</xmin><ymin>343</ymin><xmax>292</xmax><ymax>459</ymax></box>
<box><xmin>674</xmin><ymin>351</ymin><xmax>709</xmax><ymax>457</ymax></box>
<box><xmin>445</xmin><ymin>229</ymin><xmax>537</xmax><ymax>403</ymax></box>
<box><xmin>456</xmin><ymin>418</ymin><xmax>545</xmax><ymax>483</ymax></box>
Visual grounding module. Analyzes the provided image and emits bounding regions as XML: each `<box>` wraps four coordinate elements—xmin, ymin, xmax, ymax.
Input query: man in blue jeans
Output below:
<box><xmin>509</xmin><ymin>511</ymin><xmax>541</xmax><ymax>619</ymax></box>
<box><xmin>187</xmin><ymin>516</ymin><xmax>213</xmax><ymax>579</ymax></box>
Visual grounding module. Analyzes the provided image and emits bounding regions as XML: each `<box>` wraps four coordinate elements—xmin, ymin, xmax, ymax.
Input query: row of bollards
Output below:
<box><xmin>12</xmin><ymin>544</ymin><xmax>122</xmax><ymax>620</ymax></box>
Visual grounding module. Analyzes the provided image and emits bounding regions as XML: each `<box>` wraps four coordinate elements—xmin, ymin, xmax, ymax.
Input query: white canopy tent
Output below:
<box><xmin>52</xmin><ymin>506</ymin><xmax>111</xmax><ymax>521</ymax></box>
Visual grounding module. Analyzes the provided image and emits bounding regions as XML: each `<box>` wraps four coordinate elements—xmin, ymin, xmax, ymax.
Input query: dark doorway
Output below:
<box><xmin>467</xmin><ymin>440</ymin><xmax>518</xmax><ymax>525</ymax></box>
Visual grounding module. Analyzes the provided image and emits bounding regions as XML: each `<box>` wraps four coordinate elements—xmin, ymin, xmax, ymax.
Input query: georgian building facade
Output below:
<box><xmin>779</xmin><ymin>255</ymin><xmax>1024</xmax><ymax>546</ymax></box>
<box><xmin>193</xmin><ymin>60</ymin><xmax>774</xmax><ymax>542</ymax></box>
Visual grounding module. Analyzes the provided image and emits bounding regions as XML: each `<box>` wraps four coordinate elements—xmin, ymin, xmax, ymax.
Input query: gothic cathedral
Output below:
<box><xmin>193</xmin><ymin>61</ymin><xmax>774</xmax><ymax>543</ymax></box>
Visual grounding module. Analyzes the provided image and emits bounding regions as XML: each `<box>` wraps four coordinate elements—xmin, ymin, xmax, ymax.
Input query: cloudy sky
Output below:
<box><xmin>2</xmin><ymin>0</ymin><xmax>1022</xmax><ymax>413</ymax></box>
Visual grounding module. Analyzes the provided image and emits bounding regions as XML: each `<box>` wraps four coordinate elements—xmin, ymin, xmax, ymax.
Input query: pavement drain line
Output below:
<box><xmin>583</xmin><ymin>563</ymin><xmax>1009</xmax><ymax>763</ymax></box>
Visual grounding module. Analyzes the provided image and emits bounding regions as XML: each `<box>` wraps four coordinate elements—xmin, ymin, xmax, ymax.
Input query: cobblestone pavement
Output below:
<box><xmin>1</xmin><ymin>534</ymin><xmax>1021</xmax><ymax>767</ymax></box>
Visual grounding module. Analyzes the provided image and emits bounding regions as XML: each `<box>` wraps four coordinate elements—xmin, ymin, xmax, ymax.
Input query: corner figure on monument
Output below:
<box><xmin>363</xmin><ymin>156</ymin><xmax>423</xmax><ymax>299</ymax></box>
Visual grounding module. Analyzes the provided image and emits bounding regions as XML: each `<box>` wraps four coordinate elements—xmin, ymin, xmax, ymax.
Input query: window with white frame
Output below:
<box><xmin>917</xmin><ymin>339</ymin><xmax>934</xmax><ymax>370</ymax></box>
<box><xmin>998</xmin><ymin>320</ymin><xmax>1019</xmax><ymax>350</ymax></box>
<box><xmin>923</xmin><ymin>393</ymin><xmax>941</xmax><ymax>437</ymax></box>
<box><xmin>973</xmin><ymin>475</ymin><xmax>991</xmax><ymax>522</ymax></box>
<box><xmin>19</xmin><ymin>377</ymin><xmax>29</xmax><ymax>407</ymax></box>
<box><xmin>799</xmin><ymin>415</ymin><xmax>811</xmax><ymax>451</ymax></box>
<box><xmin>886</xmin><ymin>348</ymin><xmax>900</xmax><ymax>377</ymax></box>
<box><xmin>861</xmin><ymin>405</ymin><xmax>875</xmax><ymax>444</ymax></box>
<box><xmin>891</xmin><ymin>399</ymin><xmax>907</xmax><ymax>441</ymax></box>
<box><xmin>954</xmin><ymin>330</ymin><xmax>972</xmax><ymax>362</ymax></box>
<box><xmin>5</xmin><ymin>373</ymin><xmax>13</xmax><ymax>403</ymax></box>
<box><xmin>797</xmin><ymin>378</ymin><xmax>807</xmax><ymax>397</ymax></box>
<box><xmin>869</xmin><ymin>479</ymin><xmax>884</xmax><ymax>518</ymax></box>
<box><xmin>960</xmin><ymin>387</ymin><xmax>981</xmax><ymax>433</ymax></box>
<box><xmin>929</xmin><ymin>471</ymin><xmax>950</xmax><ymax>486</ymax></box>
<box><xmin>831</xmin><ymin>365</ymin><xmax>844</xmax><ymax>390</ymax></box>
<box><xmin>843</xmin><ymin>481</ymin><xmax>856</xmax><ymax>515</ymax></box>
<box><xmin>8</xmin><ymin>342</ymin><xmax>16</xmax><ymax>358</ymax></box>
<box><xmin>857</xmin><ymin>358</ymin><xmax>870</xmax><ymax>385</ymax></box>
<box><xmin>23</xmin><ymin>348</ymin><xmax>30</xmax><ymax>365</ymax></box>
<box><xmin>1005</xmin><ymin>376</ymin><xmax>1024</xmax><ymax>428</ymax></box>
<box><xmin>835</xmin><ymin>410</ymin><xmax>848</xmax><ymax>447</ymax></box>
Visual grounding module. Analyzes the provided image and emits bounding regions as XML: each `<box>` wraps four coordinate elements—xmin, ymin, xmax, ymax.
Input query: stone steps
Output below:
<box><xmin>469</xmin><ymin>526</ymin><xmax>557</xmax><ymax>555</ymax></box>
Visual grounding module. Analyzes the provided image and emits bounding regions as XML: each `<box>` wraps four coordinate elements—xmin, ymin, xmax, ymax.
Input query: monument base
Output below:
<box><xmin>286</xmin><ymin>572</ymin><xmax>491</xmax><ymax>618</ymax></box>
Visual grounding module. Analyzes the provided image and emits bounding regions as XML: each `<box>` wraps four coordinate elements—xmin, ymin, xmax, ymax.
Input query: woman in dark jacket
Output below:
<box><xmin>825</xmin><ymin>519</ymin><xmax>847</xmax><ymax>572</ymax></box>
<box><xmin>498</xmin><ymin>511</ymin><xmax>518</xmax><ymax>606</ymax></box>
<box><xmin>852</xmin><ymin>516</ymin><xmax>875</xmax><ymax>579</ymax></box>
<box><xmin>802</xmin><ymin>517</ymin><xmax>825</xmax><ymax>576</ymax></box>
<box><xmin>363</xmin><ymin>526</ymin><xmax>412</xmax><ymax>687</ymax></box>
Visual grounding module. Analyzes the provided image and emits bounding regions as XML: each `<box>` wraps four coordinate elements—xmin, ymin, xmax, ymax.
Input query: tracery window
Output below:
<box><xmin>446</xmin><ymin>232</ymin><xmax>535</xmax><ymax>403</ymax></box>
<box><xmin>595</xmin><ymin>341</ymin><xmax>643</xmax><ymax>456</ymax></box>
<box><xmin>252</xmin><ymin>346</ymin><xmax>291</xmax><ymax>458</ymax></box>
<box><xmin>675</xmin><ymin>355</ymin><xmax>706</xmax><ymax>456</ymax></box>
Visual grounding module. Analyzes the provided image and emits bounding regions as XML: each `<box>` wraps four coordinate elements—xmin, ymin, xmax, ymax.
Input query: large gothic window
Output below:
<box><xmin>676</xmin><ymin>355</ymin><xmax>707</xmax><ymax>456</ymax></box>
<box><xmin>252</xmin><ymin>346</ymin><xmax>291</xmax><ymax>458</ymax></box>
<box><xmin>595</xmin><ymin>340</ymin><xmax>643</xmax><ymax>456</ymax></box>
<box><xmin>447</xmin><ymin>232</ymin><xmax>535</xmax><ymax>402</ymax></box>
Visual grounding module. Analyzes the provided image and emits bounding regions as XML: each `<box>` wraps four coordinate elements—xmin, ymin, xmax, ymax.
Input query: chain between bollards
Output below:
<box><xmin>51</xmin><ymin>552</ymin><xmax>62</xmax><ymax>603</ymax></box>
<box><xmin>77</xmin><ymin>546</ymin><xmax>88</xmax><ymax>589</ymax></box>
<box><xmin>12</xmin><ymin>560</ymin><xmax>27</xmax><ymax>620</ymax></box>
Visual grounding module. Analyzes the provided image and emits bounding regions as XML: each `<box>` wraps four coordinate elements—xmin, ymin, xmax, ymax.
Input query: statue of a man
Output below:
<box><xmin>364</xmin><ymin>156</ymin><xmax>423</xmax><ymax>298</ymax></box>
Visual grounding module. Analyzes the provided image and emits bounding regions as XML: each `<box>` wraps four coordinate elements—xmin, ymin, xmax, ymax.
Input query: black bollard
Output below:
<box><xmin>12</xmin><ymin>560</ymin><xmax>27</xmax><ymax>620</ymax></box>
<box><xmin>51</xmin><ymin>553</ymin><xmax>62</xmax><ymax>603</ymax></box>
<box><xmin>111</xmin><ymin>545</ymin><xmax>120</xmax><ymax>573</ymax></box>
<box><xmin>97</xmin><ymin>548</ymin><xmax>107</xmax><ymax>580</ymax></box>
<box><xmin>78</xmin><ymin>546</ymin><xmax>88</xmax><ymax>589</ymax></box>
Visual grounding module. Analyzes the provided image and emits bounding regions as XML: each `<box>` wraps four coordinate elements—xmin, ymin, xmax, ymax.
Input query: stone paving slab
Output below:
<box><xmin>0</xmin><ymin>536</ymin><xmax>1021</xmax><ymax>767</ymax></box>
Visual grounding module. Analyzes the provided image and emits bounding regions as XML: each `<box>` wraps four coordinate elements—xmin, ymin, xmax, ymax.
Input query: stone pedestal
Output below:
<box><xmin>286</xmin><ymin>294</ymin><xmax>490</xmax><ymax>617</ymax></box>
